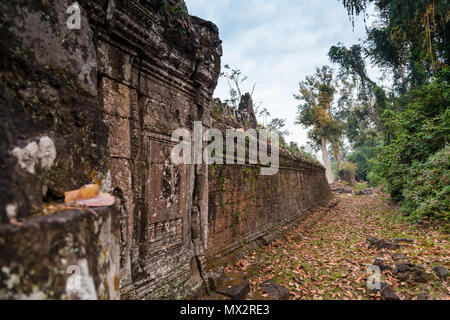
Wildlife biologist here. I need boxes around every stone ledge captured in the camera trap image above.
[0,206,120,300]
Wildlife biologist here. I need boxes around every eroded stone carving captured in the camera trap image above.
[0,0,331,300]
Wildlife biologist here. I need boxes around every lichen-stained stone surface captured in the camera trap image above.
[2,0,98,96]
[206,99,333,270]
[88,0,223,299]
[207,162,332,268]
[0,0,109,223]
[0,207,120,300]
[0,0,331,300]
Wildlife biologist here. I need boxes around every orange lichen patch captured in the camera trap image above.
[64,184,100,203]
[76,193,115,207]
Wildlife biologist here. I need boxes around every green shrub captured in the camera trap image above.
[347,138,382,181]
[375,76,450,202]
[373,73,449,227]
[367,170,385,188]
[401,146,450,228]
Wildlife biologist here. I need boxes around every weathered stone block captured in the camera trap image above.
[101,77,133,119]
[104,115,131,159]
[3,0,98,96]
[216,272,250,300]
[97,40,137,87]
[258,280,290,300]
[111,158,134,221]
[0,207,120,300]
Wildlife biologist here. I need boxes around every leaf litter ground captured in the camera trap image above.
[227,193,449,300]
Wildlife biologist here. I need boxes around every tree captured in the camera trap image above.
[220,64,256,108]
[267,117,290,139]
[295,66,344,183]
[254,102,271,126]
[220,64,290,140]
[337,0,449,89]
[331,0,449,145]
[332,0,450,226]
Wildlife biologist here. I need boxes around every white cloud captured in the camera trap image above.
[187,0,369,151]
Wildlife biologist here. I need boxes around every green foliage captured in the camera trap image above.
[267,118,290,138]
[338,0,450,88]
[367,170,385,187]
[159,1,189,34]
[220,64,255,108]
[373,75,449,223]
[254,103,271,125]
[332,0,449,227]
[295,66,344,149]
[347,137,382,180]
[401,146,449,228]
[220,64,286,134]
[283,141,319,163]
[242,166,251,175]
[354,182,369,192]
[331,0,449,150]
[329,44,375,97]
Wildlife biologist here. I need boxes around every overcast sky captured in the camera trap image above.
[187,0,373,150]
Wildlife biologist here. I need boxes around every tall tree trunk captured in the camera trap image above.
[331,140,342,172]
[398,57,409,92]
[321,137,334,184]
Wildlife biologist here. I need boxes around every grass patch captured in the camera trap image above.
[354,183,369,192]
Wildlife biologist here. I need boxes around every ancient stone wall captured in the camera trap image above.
[207,163,331,266]
[0,0,331,300]
[0,0,221,299]
[90,0,222,299]
[206,101,332,269]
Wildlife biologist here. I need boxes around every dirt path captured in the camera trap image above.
[227,193,450,300]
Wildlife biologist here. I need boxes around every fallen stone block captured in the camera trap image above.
[378,240,401,250]
[433,266,448,280]
[259,280,290,300]
[391,253,409,262]
[373,258,394,272]
[216,272,250,300]
[206,267,225,291]
[355,189,373,196]
[395,262,415,273]
[259,235,274,246]
[367,237,401,250]
[396,272,410,282]
[380,283,400,300]
[412,268,431,283]
[331,188,353,195]
[391,238,414,244]
[394,263,431,283]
